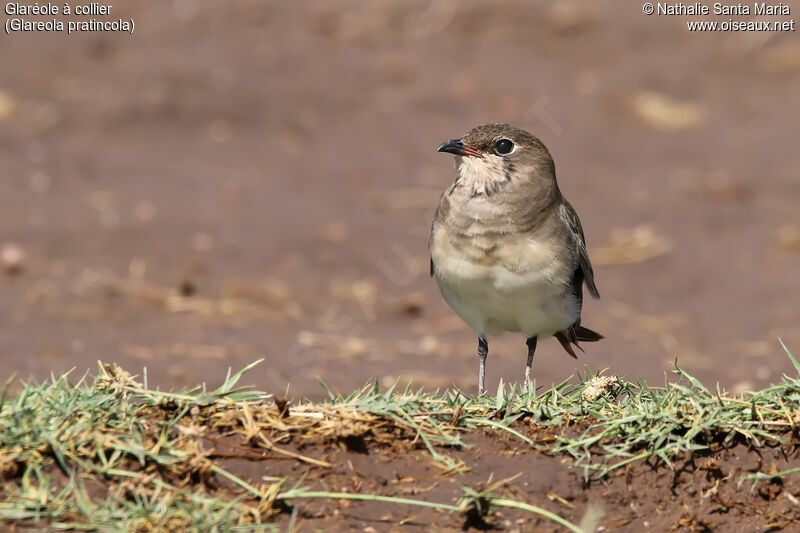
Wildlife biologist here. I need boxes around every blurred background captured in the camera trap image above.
[1,1,799,398]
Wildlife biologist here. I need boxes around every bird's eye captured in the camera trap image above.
[494,138,514,156]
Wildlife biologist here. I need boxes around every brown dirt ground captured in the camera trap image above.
[2,1,800,531]
[5,396,800,532]
[239,429,800,532]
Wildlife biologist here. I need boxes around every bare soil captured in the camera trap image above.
[250,430,800,532]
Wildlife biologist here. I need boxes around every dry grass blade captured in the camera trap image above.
[257,432,332,468]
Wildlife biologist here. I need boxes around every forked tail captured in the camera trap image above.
[554,325,603,358]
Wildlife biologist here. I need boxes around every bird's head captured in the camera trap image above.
[437,123,558,198]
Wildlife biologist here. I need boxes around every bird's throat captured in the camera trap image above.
[454,156,511,197]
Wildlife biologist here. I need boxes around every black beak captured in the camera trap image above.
[437,139,483,158]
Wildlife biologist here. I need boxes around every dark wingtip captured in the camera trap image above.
[575,326,603,342]
[587,283,600,299]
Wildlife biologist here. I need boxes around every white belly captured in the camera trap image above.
[432,235,577,337]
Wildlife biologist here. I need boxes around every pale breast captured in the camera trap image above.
[431,223,577,336]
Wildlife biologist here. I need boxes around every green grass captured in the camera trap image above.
[0,342,798,531]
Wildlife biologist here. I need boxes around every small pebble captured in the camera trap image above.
[1,243,26,275]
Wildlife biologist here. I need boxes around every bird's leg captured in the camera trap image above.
[523,336,538,391]
[477,333,488,395]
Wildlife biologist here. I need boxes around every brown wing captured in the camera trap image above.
[554,201,602,357]
[560,200,599,299]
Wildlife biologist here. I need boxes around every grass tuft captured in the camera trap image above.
[1,345,799,529]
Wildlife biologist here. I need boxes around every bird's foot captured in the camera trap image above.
[522,371,532,392]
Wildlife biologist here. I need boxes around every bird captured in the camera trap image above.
[429,123,602,395]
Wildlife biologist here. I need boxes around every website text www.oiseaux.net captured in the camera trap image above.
[643,3,796,32]
[687,18,794,31]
